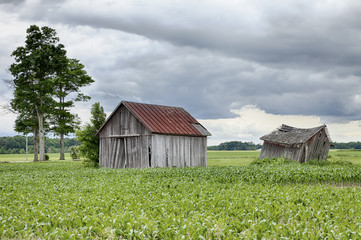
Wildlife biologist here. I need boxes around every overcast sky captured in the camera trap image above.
[1,0,361,145]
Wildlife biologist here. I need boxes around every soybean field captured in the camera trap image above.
[1,150,361,238]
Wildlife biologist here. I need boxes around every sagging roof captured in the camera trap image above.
[260,124,328,145]
[98,101,211,137]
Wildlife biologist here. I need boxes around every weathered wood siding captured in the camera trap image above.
[259,142,301,161]
[259,128,330,163]
[99,105,151,168]
[304,128,330,162]
[151,134,207,167]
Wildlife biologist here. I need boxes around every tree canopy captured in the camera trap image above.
[51,58,94,160]
[76,102,106,167]
[9,25,94,161]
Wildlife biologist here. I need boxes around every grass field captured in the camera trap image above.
[1,150,361,238]
[3,149,361,165]
[0,153,71,162]
[208,149,361,166]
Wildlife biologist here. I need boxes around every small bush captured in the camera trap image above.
[250,157,295,166]
[306,159,353,166]
[69,146,79,160]
[45,154,49,161]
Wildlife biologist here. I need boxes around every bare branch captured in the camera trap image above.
[0,104,16,114]
[3,78,14,90]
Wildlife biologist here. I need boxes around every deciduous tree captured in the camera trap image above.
[10,25,67,161]
[51,58,94,160]
[76,102,106,167]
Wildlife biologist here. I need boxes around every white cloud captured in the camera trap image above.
[199,105,361,146]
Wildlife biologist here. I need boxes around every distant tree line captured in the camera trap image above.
[208,141,262,151]
[332,142,361,149]
[208,141,361,151]
[0,136,80,154]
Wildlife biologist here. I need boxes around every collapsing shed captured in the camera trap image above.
[259,124,332,163]
[97,101,211,169]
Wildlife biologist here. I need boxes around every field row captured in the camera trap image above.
[2,149,361,166]
[1,161,361,238]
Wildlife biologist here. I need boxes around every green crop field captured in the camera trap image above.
[0,153,71,162]
[208,149,361,166]
[1,150,361,239]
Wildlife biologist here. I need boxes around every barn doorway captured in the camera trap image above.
[148,146,152,167]
[110,136,140,168]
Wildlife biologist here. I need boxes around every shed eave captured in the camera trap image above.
[152,132,209,137]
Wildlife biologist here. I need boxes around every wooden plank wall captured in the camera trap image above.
[259,142,300,161]
[151,134,207,168]
[99,105,151,168]
[305,128,330,162]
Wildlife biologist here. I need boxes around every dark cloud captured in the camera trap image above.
[0,0,25,5]
[43,2,361,73]
[3,0,361,123]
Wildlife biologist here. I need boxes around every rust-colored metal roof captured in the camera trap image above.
[98,101,211,136]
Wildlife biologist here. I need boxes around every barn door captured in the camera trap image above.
[124,137,141,168]
[110,138,125,168]
[110,136,140,168]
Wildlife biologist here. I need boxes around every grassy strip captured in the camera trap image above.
[1,149,361,166]
[0,153,71,162]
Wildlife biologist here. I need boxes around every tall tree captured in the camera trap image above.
[76,102,106,167]
[51,58,94,160]
[10,25,66,161]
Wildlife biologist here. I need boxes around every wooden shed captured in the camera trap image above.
[259,124,332,163]
[97,101,211,168]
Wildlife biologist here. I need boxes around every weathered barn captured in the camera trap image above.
[259,124,332,163]
[97,101,211,168]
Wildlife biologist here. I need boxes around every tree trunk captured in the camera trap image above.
[26,134,28,161]
[38,112,45,161]
[33,128,39,162]
[59,133,65,160]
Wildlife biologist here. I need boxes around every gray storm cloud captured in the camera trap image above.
[1,0,361,122]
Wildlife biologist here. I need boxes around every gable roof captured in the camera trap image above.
[97,101,211,137]
[260,124,328,145]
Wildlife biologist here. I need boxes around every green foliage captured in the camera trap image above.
[9,25,68,161]
[44,154,49,161]
[50,58,94,159]
[251,157,354,168]
[1,161,361,239]
[250,157,296,166]
[306,159,353,166]
[76,102,106,167]
[9,25,94,161]
[69,146,79,160]
[332,141,361,149]
[0,153,70,162]
[90,102,107,130]
[0,136,80,154]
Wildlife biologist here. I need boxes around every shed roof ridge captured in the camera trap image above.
[260,124,327,145]
[122,100,207,136]
[97,100,210,136]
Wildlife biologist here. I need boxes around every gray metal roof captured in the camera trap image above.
[260,124,327,145]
